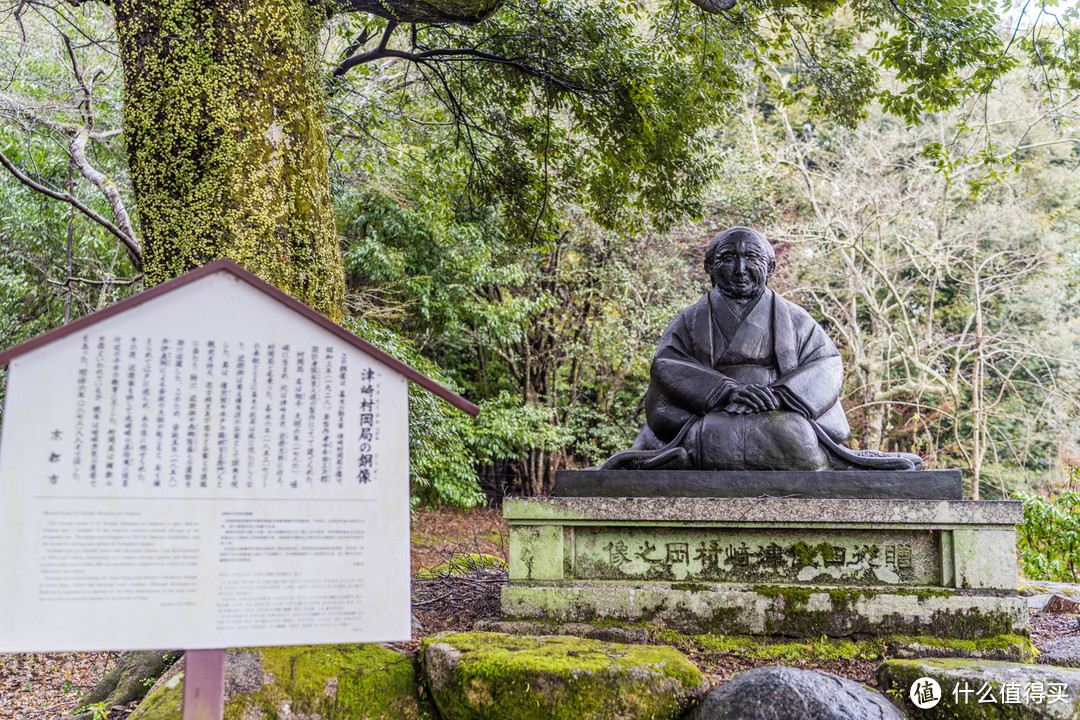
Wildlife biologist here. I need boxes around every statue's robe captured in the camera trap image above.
[633,288,850,470]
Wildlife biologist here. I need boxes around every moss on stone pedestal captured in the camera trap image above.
[114,0,344,319]
[129,645,430,720]
[654,627,1033,663]
[421,631,707,720]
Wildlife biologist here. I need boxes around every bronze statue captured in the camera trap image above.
[603,226,922,472]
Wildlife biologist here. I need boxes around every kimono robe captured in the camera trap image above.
[634,288,850,470]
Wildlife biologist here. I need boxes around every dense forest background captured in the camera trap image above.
[2,0,1080,506]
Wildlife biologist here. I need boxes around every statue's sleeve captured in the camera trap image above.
[772,316,843,420]
[650,307,737,414]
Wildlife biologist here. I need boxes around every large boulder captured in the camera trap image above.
[683,665,905,720]
[421,631,708,720]
[879,657,1080,719]
[129,644,429,720]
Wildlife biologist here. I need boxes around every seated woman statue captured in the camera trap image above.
[603,226,922,472]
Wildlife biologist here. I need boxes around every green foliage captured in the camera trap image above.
[339,173,701,493]
[1015,480,1080,583]
[345,315,485,508]
[871,0,1017,121]
[414,552,507,578]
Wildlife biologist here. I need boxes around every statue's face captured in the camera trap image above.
[709,235,775,299]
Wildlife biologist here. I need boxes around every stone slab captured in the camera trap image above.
[501,583,1029,638]
[556,469,963,500]
[1019,582,1080,600]
[879,658,1080,719]
[1042,638,1080,668]
[504,497,1023,526]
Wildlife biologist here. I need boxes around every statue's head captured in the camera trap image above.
[704,226,776,300]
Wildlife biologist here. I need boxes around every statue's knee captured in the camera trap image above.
[762,413,827,470]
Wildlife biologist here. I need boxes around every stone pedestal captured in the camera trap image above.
[502,496,1028,638]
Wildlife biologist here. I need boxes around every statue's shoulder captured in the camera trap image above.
[667,292,711,326]
[772,291,819,328]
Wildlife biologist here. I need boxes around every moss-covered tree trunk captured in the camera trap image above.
[113,0,345,320]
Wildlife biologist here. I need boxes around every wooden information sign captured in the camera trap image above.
[0,260,476,663]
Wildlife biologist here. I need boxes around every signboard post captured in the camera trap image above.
[0,260,478,717]
[183,649,225,720]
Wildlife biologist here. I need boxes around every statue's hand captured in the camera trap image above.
[724,384,779,414]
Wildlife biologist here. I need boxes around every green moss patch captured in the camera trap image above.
[421,631,706,720]
[884,634,1036,662]
[655,628,887,663]
[130,645,430,720]
[652,627,1034,665]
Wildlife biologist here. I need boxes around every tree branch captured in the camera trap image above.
[328,0,502,25]
[0,146,142,268]
[70,131,139,248]
[334,44,586,92]
[0,91,120,142]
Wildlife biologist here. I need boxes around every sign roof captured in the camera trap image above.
[0,259,478,416]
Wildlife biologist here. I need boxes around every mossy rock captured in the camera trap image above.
[655,628,887,662]
[884,634,1036,662]
[415,553,507,579]
[1018,581,1080,600]
[878,657,1080,719]
[129,644,431,720]
[421,631,708,720]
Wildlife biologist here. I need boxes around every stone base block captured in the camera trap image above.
[501,583,1028,638]
[502,496,1027,640]
[556,469,963,500]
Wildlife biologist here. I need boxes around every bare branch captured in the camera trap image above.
[332,38,587,93]
[47,274,142,287]
[0,91,120,142]
[0,146,142,268]
[70,131,138,246]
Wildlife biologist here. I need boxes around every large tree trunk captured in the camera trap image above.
[113,0,345,320]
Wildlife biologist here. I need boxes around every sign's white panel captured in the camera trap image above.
[0,272,411,650]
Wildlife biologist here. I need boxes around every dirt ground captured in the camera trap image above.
[3,506,1077,719]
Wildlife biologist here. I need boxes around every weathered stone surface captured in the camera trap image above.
[879,658,1080,719]
[1029,594,1056,611]
[556,469,963,500]
[1042,638,1080,668]
[502,584,1029,638]
[1019,582,1080,599]
[130,644,429,720]
[887,635,1035,662]
[684,665,905,720]
[421,631,707,720]
[473,619,651,644]
[568,526,944,586]
[504,497,1023,525]
[505,497,1026,638]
